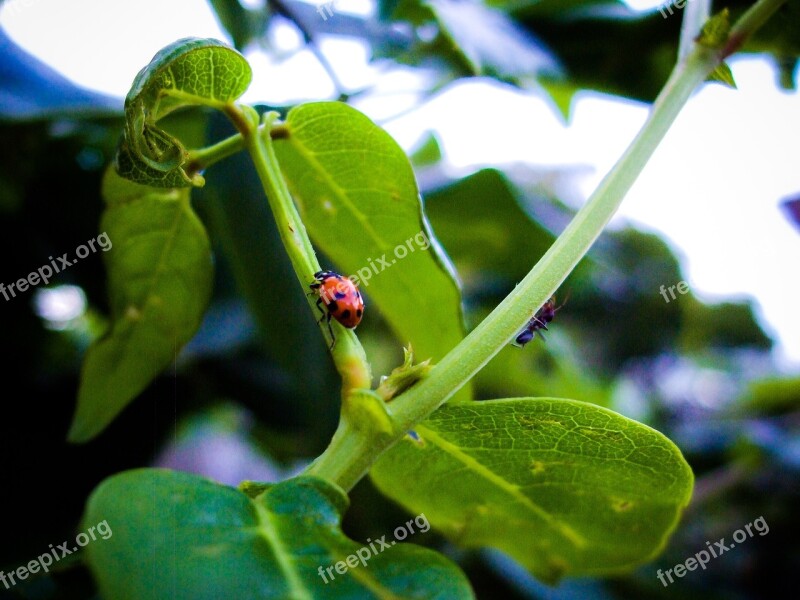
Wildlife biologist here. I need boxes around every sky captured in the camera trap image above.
[2,0,799,368]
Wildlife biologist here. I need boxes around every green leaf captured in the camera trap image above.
[706,62,737,88]
[117,37,252,187]
[207,0,261,50]
[272,102,467,375]
[408,131,443,167]
[737,375,800,415]
[476,341,612,408]
[375,345,433,401]
[69,169,213,442]
[423,0,559,85]
[424,169,558,285]
[82,470,475,600]
[697,8,732,49]
[370,398,694,583]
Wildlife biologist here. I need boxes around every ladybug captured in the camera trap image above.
[513,295,566,348]
[309,270,364,348]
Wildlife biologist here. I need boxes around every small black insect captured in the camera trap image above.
[513,295,566,347]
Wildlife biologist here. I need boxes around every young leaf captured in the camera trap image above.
[117,38,252,187]
[370,398,694,583]
[82,470,475,600]
[69,169,213,442]
[272,102,466,371]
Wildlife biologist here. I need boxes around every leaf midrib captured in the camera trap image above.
[252,502,313,600]
[415,423,587,548]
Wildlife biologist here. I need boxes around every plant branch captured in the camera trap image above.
[306,0,787,491]
[225,104,372,393]
[186,131,247,176]
[724,0,786,58]
[679,0,711,60]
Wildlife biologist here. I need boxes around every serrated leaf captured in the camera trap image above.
[68,169,212,442]
[272,102,467,385]
[117,37,252,187]
[82,470,474,600]
[371,398,694,583]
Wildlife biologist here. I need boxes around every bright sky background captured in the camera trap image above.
[3,0,799,368]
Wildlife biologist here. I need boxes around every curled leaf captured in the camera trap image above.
[116,38,252,187]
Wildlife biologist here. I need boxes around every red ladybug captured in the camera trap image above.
[513,295,566,347]
[309,270,364,347]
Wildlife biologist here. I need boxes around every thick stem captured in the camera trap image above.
[679,0,711,60]
[307,0,786,491]
[226,105,372,393]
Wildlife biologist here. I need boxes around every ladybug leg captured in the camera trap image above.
[314,296,326,318]
[325,313,336,350]
[314,297,336,349]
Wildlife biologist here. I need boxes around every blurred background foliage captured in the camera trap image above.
[1,0,798,598]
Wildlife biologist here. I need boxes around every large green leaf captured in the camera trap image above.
[272,102,466,372]
[117,37,252,187]
[424,168,557,286]
[82,470,474,600]
[69,169,213,442]
[371,398,694,583]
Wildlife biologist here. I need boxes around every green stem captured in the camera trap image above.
[225,104,372,393]
[307,0,786,491]
[185,124,292,179]
[679,0,711,60]
[724,0,786,58]
[186,130,247,175]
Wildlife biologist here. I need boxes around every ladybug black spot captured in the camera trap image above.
[356,309,362,317]
[341,309,351,320]
[328,300,338,312]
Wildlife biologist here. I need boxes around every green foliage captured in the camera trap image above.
[117,38,251,187]
[83,470,474,599]
[3,0,794,595]
[371,398,693,583]
[423,168,558,285]
[272,102,466,368]
[69,169,213,442]
[737,375,800,414]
